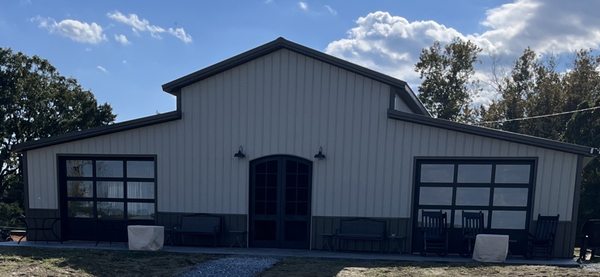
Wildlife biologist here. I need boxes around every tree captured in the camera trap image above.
[481,48,537,133]
[563,50,600,112]
[565,100,600,229]
[0,48,116,206]
[415,38,481,121]
[501,48,536,132]
[479,48,600,235]
[522,58,566,140]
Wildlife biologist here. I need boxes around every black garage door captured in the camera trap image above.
[412,159,535,255]
[59,156,156,241]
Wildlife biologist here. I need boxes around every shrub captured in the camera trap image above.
[0,202,24,227]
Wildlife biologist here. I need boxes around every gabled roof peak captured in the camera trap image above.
[161,37,430,116]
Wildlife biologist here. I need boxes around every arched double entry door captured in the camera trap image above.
[249,155,312,249]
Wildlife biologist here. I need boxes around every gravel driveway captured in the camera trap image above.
[180,256,279,277]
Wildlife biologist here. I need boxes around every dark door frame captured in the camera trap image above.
[248,155,312,249]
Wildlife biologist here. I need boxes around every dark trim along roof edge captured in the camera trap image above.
[162,37,431,116]
[11,111,182,152]
[387,109,595,156]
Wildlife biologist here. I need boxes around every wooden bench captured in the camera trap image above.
[334,218,386,252]
[173,214,222,246]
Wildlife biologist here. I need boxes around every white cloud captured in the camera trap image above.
[168,27,192,44]
[107,11,192,43]
[106,11,164,38]
[324,5,337,15]
[476,0,600,55]
[96,65,108,73]
[326,0,600,106]
[114,34,130,45]
[298,2,308,11]
[33,16,106,44]
[326,11,463,83]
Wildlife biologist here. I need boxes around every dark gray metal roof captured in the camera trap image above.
[11,111,181,152]
[162,37,431,116]
[387,109,595,156]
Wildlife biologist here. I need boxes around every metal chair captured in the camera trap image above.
[421,211,448,256]
[579,219,600,262]
[527,214,559,259]
[19,216,61,243]
[461,211,484,256]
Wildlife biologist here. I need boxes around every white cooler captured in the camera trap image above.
[127,225,164,251]
[472,234,509,263]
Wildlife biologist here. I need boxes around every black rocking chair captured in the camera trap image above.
[579,219,600,262]
[461,211,484,256]
[527,214,559,259]
[421,211,448,256]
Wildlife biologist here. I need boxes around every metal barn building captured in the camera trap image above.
[12,38,596,257]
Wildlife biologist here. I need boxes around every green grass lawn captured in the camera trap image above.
[1,246,598,277]
[0,246,212,276]
[261,258,598,277]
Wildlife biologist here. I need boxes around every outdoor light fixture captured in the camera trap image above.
[314,146,326,160]
[234,146,246,159]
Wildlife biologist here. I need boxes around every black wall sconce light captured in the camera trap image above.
[314,146,326,160]
[234,145,246,159]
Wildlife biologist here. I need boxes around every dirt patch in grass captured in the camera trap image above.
[0,246,212,276]
[262,258,598,277]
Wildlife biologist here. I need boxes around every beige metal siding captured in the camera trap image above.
[26,49,580,221]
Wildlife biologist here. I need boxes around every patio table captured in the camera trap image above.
[472,234,509,263]
[127,225,164,251]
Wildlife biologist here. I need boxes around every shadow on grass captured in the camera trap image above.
[260,258,589,277]
[0,246,212,276]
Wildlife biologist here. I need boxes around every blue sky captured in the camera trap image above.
[2,0,599,121]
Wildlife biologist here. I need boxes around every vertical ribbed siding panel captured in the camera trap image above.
[229,66,240,214]
[302,55,312,156]
[354,74,366,216]
[240,61,250,214]
[199,78,209,213]
[273,51,284,155]
[46,149,54,207]
[367,79,380,216]
[337,68,349,216]
[190,82,199,212]
[383,86,395,217]
[375,83,388,217]
[213,72,224,213]
[205,77,215,212]
[264,52,275,155]
[310,55,324,215]
[324,65,339,216]
[288,53,299,156]
[401,121,413,216]
[183,90,193,212]
[24,48,580,224]
[292,56,310,154]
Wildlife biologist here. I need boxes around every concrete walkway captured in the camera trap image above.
[0,241,579,267]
